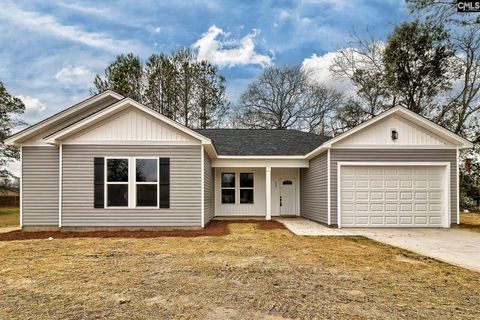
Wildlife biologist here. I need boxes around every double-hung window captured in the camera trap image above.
[103,157,160,208]
[220,172,254,204]
[239,173,254,204]
[106,158,129,207]
[221,173,236,204]
[135,158,158,207]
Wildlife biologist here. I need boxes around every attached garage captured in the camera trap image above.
[338,163,449,228]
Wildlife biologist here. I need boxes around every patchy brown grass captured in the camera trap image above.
[458,213,480,233]
[0,219,285,241]
[0,221,479,319]
[0,208,19,228]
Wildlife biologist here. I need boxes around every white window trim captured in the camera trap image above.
[133,157,160,209]
[104,157,160,209]
[221,172,236,204]
[105,157,130,209]
[220,171,255,205]
[239,172,254,204]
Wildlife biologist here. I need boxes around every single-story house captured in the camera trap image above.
[5,90,472,230]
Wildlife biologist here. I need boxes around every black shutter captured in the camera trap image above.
[159,158,170,208]
[94,157,105,208]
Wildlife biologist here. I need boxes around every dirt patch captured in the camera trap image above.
[458,213,480,233]
[0,222,479,319]
[0,219,285,241]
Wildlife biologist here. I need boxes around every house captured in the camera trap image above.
[5,91,472,230]
[0,189,20,207]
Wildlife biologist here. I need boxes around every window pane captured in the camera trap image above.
[136,159,157,182]
[221,173,235,188]
[221,189,235,204]
[107,159,129,182]
[137,184,158,207]
[240,173,254,188]
[240,189,254,204]
[107,184,128,207]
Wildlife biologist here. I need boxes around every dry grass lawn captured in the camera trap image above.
[0,208,19,228]
[459,213,480,233]
[1,221,479,319]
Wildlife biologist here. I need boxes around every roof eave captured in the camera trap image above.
[5,90,124,146]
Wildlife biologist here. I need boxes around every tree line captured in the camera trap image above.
[93,49,228,129]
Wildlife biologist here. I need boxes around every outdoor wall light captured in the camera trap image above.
[391,129,398,140]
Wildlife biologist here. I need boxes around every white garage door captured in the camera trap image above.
[340,166,446,227]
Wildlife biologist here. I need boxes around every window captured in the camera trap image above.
[220,172,255,204]
[240,173,254,204]
[221,173,235,204]
[136,159,158,207]
[106,158,129,207]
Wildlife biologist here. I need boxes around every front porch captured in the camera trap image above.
[212,162,306,219]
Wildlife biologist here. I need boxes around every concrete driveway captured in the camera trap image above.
[278,218,480,272]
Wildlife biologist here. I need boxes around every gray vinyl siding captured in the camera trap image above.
[204,151,215,224]
[300,151,328,224]
[62,145,202,227]
[330,149,458,226]
[22,146,59,226]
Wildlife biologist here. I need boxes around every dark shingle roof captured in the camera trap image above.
[194,129,330,156]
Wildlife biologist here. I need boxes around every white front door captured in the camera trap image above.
[280,179,296,215]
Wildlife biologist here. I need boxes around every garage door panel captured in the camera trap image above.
[385,192,398,200]
[415,192,428,200]
[415,216,428,224]
[429,216,442,224]
[400,191,413,200]
[355,181,369,188]
[340,165,445,227]
[370,216,384,225]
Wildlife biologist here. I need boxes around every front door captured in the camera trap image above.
[280,179,296,215]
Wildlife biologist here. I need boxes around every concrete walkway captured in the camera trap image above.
[277,217,480,272]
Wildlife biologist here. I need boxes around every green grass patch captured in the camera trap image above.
[0,208,19,215]
[0,208,19,227]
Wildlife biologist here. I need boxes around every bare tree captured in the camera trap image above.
[298,83,343,134]
[406,0,480,25]
[235,66,310,129]
[437,25,480,134]
[330,29,392,116]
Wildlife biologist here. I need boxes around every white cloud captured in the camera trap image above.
[301,51,355,94]
[16,95,47,120]
[192,25,273,68]
[0,1,144,53]
[55,65,95,88]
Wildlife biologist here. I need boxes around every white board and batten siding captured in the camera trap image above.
[62,145,202,227]
[22,146,59,226]
[215,167,266,216]
[334,114,449,147]
[65,108,199,144]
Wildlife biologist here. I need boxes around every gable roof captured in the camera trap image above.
[306,106,473,159]
[5,90,123,146]
[195,129,330,156]
[44,98,213,145]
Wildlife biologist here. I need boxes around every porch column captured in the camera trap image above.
[266,166,271,220]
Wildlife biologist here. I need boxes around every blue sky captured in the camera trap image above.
[0,0,409,125]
